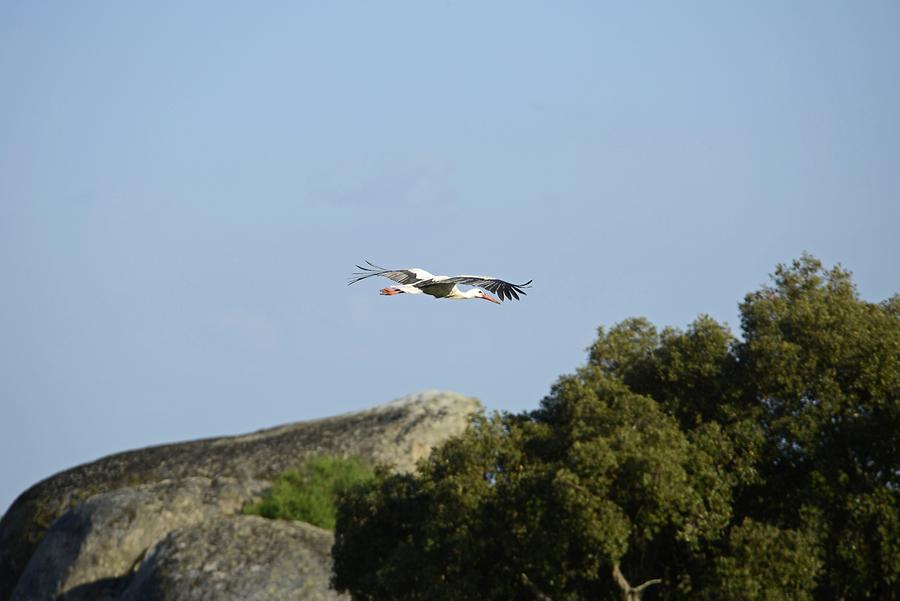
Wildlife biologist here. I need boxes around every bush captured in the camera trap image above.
[244,455,375,530]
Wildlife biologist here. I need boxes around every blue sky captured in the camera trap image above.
[2,2,898,513]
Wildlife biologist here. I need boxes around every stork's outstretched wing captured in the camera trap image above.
[440,275,533,301]
[347,261,435,286]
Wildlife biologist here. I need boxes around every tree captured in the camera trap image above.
[736,255,900,599]
[334,395,722,600]
[332,255,898,600]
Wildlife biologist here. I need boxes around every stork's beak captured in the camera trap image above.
[482,293,501,304]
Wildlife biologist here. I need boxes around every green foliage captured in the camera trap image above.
[737,254,900,599]
[332,254,899,600]
[710,518,822,601]
[244,455,374,530]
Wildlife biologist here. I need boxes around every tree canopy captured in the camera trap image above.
[332,255,899,600]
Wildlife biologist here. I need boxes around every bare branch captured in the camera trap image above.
[612,562,631,592]
[612,563,662,601]
[634,578,663,593]
[520,573,555,601]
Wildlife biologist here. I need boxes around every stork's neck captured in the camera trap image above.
[457,288,483,300]
[445,285,477,300]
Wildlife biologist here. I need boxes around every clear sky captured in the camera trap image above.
[2,2,898,513]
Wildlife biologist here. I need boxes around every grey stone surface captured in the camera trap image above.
[12,478,266,601]
[118,516,346,601]
[0,391,481,600]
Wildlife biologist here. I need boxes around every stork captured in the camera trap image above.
[348,261,532,304]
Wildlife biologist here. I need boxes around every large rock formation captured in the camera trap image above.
[12,478,267,601]
[0,391,481,601]
[118,516,341,601]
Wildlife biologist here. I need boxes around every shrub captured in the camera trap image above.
[244,455,375,530]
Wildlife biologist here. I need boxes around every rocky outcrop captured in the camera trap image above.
[12,478,266,601]
[0,391,481,601]
[118,516,344,601]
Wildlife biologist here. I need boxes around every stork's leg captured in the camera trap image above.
[380,287,404,296]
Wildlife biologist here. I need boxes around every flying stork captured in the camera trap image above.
[348,261,532,304]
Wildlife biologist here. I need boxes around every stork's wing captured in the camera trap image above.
[440,275,533,301]
[348,261,435,286]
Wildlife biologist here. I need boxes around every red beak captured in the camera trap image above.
[482,293,501,304]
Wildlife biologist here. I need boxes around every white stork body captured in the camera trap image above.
[348,262,532,304]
